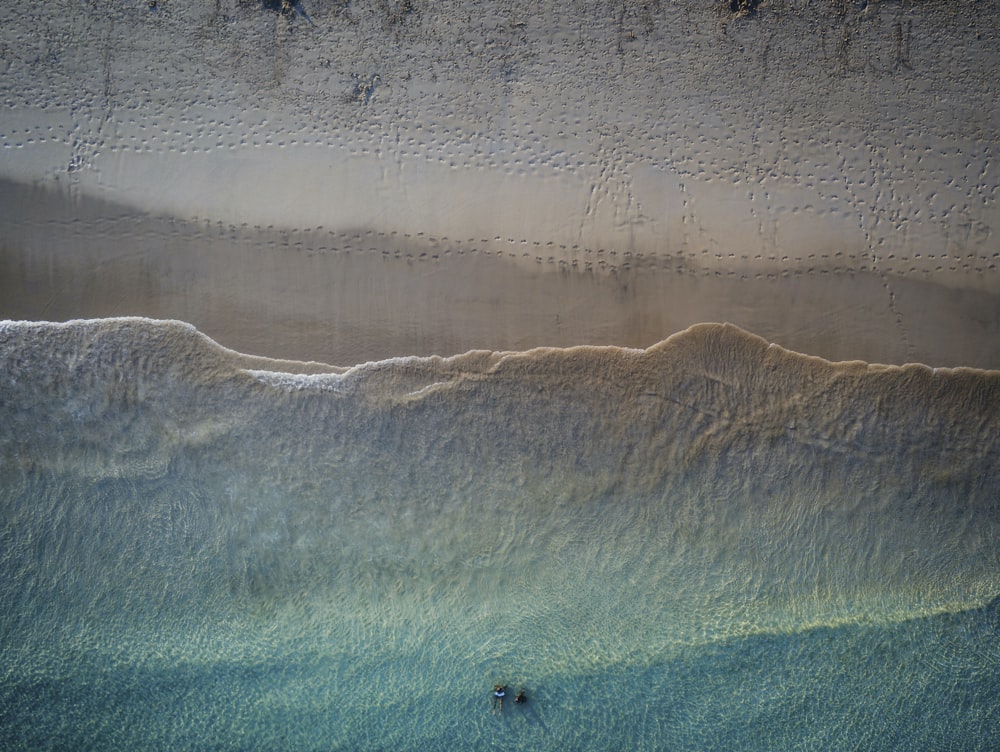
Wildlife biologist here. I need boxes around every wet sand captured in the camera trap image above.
[2,178,998,368]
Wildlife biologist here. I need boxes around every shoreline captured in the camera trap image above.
[2,178,999,369]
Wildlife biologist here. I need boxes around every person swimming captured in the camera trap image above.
[514,688,527,704]
[492,684,506,715]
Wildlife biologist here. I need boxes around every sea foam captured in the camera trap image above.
[2,318,998,749]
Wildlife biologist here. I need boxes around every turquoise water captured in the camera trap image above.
[2,318,998,750]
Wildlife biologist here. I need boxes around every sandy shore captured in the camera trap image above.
[3,178,998,368]
[1,0,997,366]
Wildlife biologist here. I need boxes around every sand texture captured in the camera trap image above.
[1,0,998,365]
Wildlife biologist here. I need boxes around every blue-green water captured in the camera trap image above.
[2,319,999,750]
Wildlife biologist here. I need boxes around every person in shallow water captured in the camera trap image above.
[492,684,506,714]
[514,688,527,705]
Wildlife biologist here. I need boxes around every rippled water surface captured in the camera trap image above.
[2,319,998,749]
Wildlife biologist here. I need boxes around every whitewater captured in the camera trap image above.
[1,318,997,749]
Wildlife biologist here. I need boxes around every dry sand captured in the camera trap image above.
[1,0,997,366]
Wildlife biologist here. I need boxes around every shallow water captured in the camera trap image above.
[1,318,998,749]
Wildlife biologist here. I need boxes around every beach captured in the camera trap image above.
[2,0,998,366]
[1,1,999,749]
[3,176,998,367]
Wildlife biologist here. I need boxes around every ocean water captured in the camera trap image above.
[1,318,998,750]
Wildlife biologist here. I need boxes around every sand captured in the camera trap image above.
[1,0,998,366]
[3,178,998,367]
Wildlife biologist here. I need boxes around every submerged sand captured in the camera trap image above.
[0,0,997,365]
